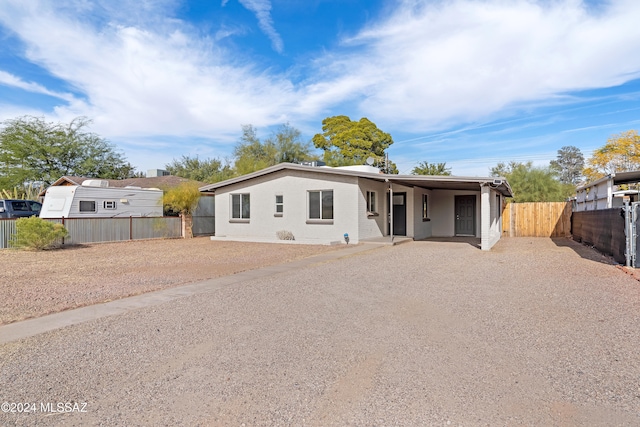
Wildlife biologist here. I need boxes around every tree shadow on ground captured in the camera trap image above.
[552,237,619,266]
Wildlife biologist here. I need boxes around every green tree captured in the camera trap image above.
[233,123,316,175]
[412,161,451,176]
[269,123,315,164]
[0,116,135,188]
[163,182,201,238]
[550,145,584,185]
[1,182,45,200]
[312,116,394,169]
[166,155,234,183]
[583,130,640,182]
[491,161,572,202]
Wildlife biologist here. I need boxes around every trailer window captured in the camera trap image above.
[103,201,117,209]
[79,201,96,212]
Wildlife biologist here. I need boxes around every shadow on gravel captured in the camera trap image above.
[417,237,481,249]
[552,237,619,266]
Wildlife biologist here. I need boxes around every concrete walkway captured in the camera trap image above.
[0,243,383,344]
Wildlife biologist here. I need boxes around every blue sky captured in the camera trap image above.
[1,0,640,177]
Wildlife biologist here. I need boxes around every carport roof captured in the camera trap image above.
[576,170,640,191]
[199,163,514,197]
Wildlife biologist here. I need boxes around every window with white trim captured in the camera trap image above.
[275,194,283,216]
[231,193,250,219]
[366,191,377,213]
[308,190,333,220]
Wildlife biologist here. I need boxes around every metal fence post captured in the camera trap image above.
[624,199,633,267]
[633,202,639,268]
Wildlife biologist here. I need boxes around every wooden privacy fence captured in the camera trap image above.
[503,202,572,237]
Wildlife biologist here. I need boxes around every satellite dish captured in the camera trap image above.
[366,157,374,165]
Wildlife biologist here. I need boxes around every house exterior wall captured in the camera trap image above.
[357,178,387,240]
[490,190,503,247]
[429,190,481,237]
[210,166,506,248]
[481,185,503,250]
[214,169,363,244]
[412,187,433,240]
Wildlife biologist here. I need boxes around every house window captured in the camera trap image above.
[366,191,377,213]
[422,194,429,220]
[104,201,117,209]
[308,190,333,220]
[275,194,283,216]
[231,193,250,220]
[79,200,96,212]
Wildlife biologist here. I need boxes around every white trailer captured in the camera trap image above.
[40,180,163,218]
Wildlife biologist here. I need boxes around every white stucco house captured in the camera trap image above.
[199,163,513,250]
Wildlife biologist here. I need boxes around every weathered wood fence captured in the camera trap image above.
[503,202,572,237]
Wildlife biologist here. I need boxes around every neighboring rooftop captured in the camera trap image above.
[576,171,640,191]
[50,175,204,188]
[40,175,206,197]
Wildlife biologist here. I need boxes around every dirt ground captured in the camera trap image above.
[3,238,640,426]
[0,237,342,325]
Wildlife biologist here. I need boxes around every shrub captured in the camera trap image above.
[9,217,68,250]
[163,182,201,239]
[276,230,295,240]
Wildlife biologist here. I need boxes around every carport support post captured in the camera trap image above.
[387,180,394,243]
[480,184,490,251]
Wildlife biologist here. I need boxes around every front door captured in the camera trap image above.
[392,192,407,236]
[455,195,476,236]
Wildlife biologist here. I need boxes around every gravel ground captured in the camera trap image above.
[2,237,640,426]
[0,237,342,325]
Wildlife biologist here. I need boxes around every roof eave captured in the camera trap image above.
[200,163,514,197]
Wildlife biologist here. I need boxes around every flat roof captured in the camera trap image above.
[199,163,513,197]
[576,171,640,191]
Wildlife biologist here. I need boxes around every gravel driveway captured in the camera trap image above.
[0,238,341,325]
[2,237,640,426]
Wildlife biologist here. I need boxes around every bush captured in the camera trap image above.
[9,217,68,250]
[276,230,295,240]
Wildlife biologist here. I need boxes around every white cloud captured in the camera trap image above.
[0,0,297,143]
[224,0,284,53]
[316,0,640,132]
[1,0,640,173]
[0,71,77,102]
